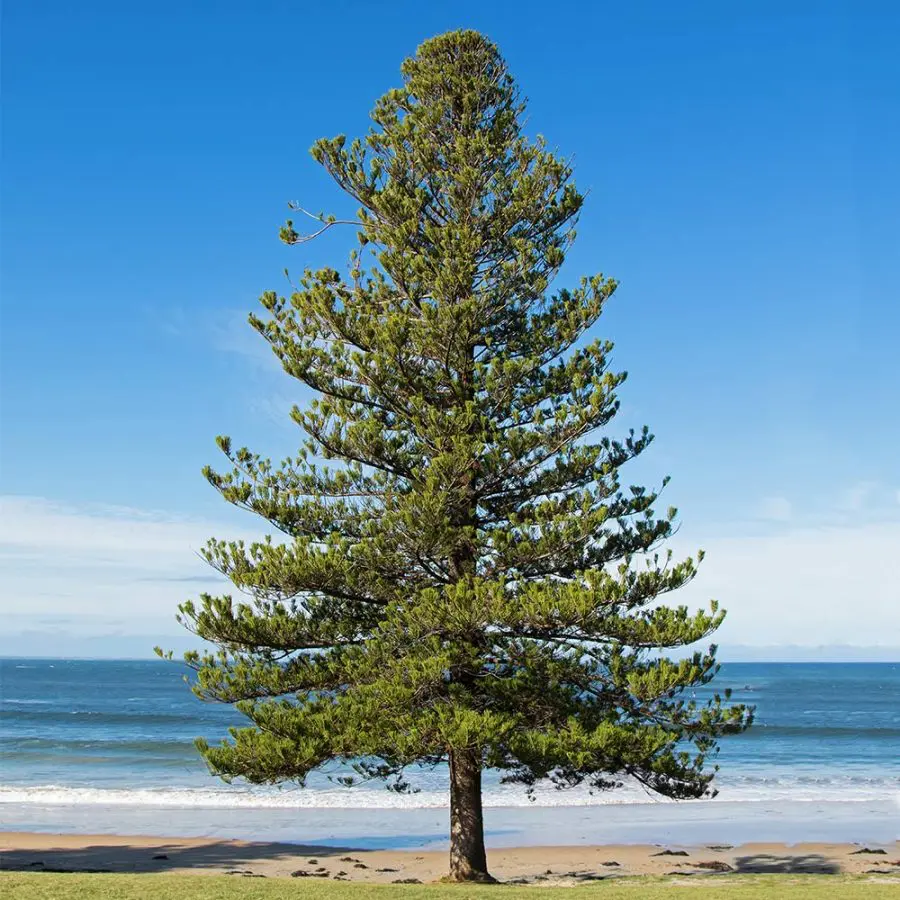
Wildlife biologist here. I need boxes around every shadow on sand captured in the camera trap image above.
[0,839,363,875]
[733,853,841,874]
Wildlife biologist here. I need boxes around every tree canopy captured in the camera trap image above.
[162,29,752,882]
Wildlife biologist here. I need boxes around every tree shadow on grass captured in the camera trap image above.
[733,853,840,874]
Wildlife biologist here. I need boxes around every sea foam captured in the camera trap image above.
[0,776,893,810]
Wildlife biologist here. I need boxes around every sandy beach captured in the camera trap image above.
[2,833,898,885]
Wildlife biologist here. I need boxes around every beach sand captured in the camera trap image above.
[2,833,898,884]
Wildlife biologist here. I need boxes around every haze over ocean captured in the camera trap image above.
[1,658,897,846]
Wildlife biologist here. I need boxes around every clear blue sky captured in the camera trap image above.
[1,0,898,655]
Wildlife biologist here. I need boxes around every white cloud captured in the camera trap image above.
[0,496,266,621]
[1,491,898,654]
[248,392,307,431]
[211,309,282,372]
[837,480,880,512]
[670,518,900,648]
[755,496,792,522]
[0,496,224,557]
[161,305,280,373]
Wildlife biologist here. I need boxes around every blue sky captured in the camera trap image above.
[1,0,898,656]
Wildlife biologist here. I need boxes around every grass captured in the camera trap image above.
[2,872,897,899]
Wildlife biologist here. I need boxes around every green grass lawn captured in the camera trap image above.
[3,873,897,899]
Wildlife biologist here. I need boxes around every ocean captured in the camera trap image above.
[1,658,897,848]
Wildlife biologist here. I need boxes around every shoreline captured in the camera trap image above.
[3,797,895,849]
[2,833,898,884]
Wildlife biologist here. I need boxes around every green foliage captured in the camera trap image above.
[167,30,750,807]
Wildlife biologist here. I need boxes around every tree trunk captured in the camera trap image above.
[446,748,494,882]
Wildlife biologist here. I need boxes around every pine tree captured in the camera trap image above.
[162,30,751,882]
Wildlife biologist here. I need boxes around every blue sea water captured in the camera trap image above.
[1,659,898,847]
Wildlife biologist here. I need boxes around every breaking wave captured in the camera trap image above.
[1,774,896,810]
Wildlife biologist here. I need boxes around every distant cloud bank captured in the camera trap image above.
[1,487,898,658]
